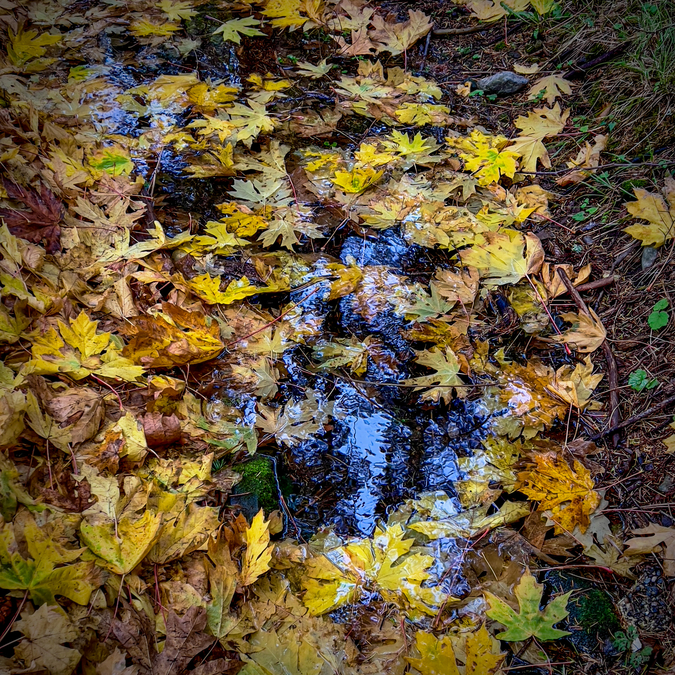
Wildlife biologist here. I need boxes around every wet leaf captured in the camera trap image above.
[303,524,447,616]
[0,512,96,605]
[485,568,571,641]
[213,16,265,43]
[122,303,223,368]
[0,179,63,252]
[407,347,467,404]
[240,509,274,586]
[460,230,544,285]
[516,454,601,534]
[447,130,520,186]
[406,625,504,675]
[80,509,163,575]
[556,135,607,186]
[527,75,572,105]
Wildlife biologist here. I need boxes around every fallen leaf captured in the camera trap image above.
[406,625,504,675]
[624,523,675,576]
[122,303,223,369]
[14,604,81,675]
[485,568,571,641]
[623,177,675,247]
[527,74,572,105]
[516,454,601,534]
[0,179,64,253]
[460,230,544,285]
[0,512,96,605]
[552,308,606,353]
[240,508,274,586]
[556,134,607,186]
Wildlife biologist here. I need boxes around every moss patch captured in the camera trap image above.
[232,455,280,515]
[546,570,621,654]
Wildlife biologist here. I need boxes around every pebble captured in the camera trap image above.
[474,71,529,96]
[641,245,659,270]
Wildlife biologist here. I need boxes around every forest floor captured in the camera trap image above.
[0,0,674,674]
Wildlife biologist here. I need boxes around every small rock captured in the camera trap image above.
[475,71,529,96]
[641,245,659,270]
[658,474,675,494]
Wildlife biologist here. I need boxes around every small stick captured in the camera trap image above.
[591,390,675,441]
[575,276,615,292]
[433,24,487,36]
[558,269,621,446]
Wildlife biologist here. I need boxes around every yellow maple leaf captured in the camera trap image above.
[303,524,446,616]
[509,104,569,172]
[229,100,277,144]
[406,347,467,404]
[240,509,274,586]
[25,312,144,382]
[14,604,81,675]
[527,74,572,105]
[6,27,61,68]
[122,302,223,369]
[80,509,163,575]
[394,102,451,126]
[556,134,607,186]
[546,356,603,409]
[158,0,198,21]
[623,177,675,247]
[189,274,264,305]
[213,16,265,42]
[0,513,96,606]
[460,230,544,285]
[370,9,433,55]
[332,166,383,193]
[516,454,601,534]
[129,18,181,37]
[406,625,504,675]
[447,130,520,186]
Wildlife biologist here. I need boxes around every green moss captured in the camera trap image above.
[573,589,622,635]
[233,456,279,513]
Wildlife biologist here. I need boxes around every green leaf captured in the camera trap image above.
[485,568,571,641]
[212,16,265,44]
[653,298,669,311]
[648,306,669,330]
[628,369,658,392]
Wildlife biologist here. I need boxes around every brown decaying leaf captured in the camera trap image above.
[0,179,64,252]
[142,412,181,447]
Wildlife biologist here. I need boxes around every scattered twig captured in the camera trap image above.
[575,276,615,292]
[558,269,621,446]
[433,24,487,36]
[519,159,675,175]
[591,389,675,441]
[564,43,630,79]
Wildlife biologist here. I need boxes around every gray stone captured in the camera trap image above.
[475,71,529,96]
[641,245,659,270]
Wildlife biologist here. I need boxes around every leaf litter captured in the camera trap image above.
[0,0,671,673]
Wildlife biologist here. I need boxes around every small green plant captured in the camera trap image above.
[571,197,599,222]
[613,627,654,668]
[628,369,658,392]
[648,298,669,330]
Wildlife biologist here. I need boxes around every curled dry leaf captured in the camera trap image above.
[556,134,607,186]
[552,308,607,353]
